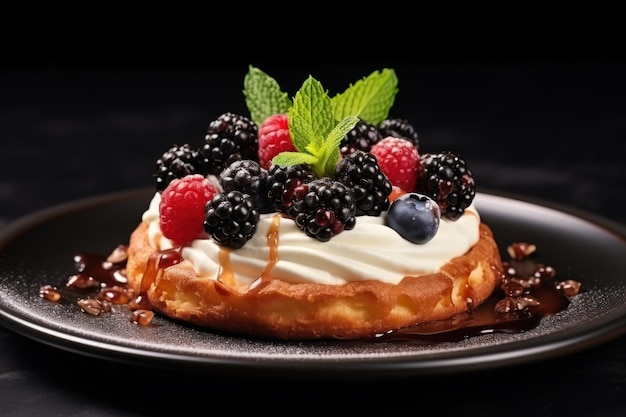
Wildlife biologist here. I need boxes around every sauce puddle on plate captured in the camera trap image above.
[40,242,582,343]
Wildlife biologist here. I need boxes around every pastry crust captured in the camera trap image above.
[126,222,503,340]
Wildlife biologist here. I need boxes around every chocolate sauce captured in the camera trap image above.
[140,248,182,294]
[46,241,581,341]
[374,243,579,344]
[43,245,154,319]
[66,251,128,292]
[374,284,570,344]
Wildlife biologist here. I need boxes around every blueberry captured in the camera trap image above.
[386,193,441,244]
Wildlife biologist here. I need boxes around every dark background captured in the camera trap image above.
[2,47,626,416]
[3,58,625,226]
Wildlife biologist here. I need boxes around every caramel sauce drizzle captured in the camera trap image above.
[56,227,580,344]
[462,274,477,309]
[216,248,235,286]
[140,248,181,294]
[247,214,281,293]
[124,215,580,344]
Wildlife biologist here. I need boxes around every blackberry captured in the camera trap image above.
[339,120,382,157]
[335,150,392,216]
[378,118,419,149]
[154,143,203,193]
[219,159,272,214]
[199,112,259,176]
[203,190,260,249]
[265,163,316,215]
[289,177,357,242]
[414,151,476,221]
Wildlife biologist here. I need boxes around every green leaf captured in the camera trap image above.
[290,75,334,149]
[272,151,319,167]
[243,65,292,126]
[264,68,394,177]
[278,76,355,178]
[329,115,360,148]
[331,68,398,125]
[317,115,358,176]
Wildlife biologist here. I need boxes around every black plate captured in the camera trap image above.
[1,188,626,379]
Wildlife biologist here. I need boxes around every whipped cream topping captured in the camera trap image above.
[141,192,481,286]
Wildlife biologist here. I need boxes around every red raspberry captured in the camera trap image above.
[258,114,296,169]
[159,174,218,246]
[370,137,419,191]
[388,185,408,203]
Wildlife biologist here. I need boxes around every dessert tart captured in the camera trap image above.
[124,66,504,340]
[126,217,501,340]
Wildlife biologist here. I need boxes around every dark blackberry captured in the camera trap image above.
[219,159,272,214]
[414,151,476,221]
[335,150,392,216]
[199,112,259,176]
[378,118,419,149]
[154,143,203,193]
[203,190,260,249]
[339,120,382,157]
[265,163,316,214]
[289,177,356,242]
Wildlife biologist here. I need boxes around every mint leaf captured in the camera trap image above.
[276,75,358,178]
[289,75,334,151]
[317,115,358,175]
[272,151,318,167]
[262,69,395,177]
[331,68,398,125]
[243,65,292,126]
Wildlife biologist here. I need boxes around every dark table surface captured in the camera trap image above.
[1,60,626,416]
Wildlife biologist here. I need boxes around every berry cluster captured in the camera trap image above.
[340,118,420,158]
[154,67,477,248]
[155,112,259,192]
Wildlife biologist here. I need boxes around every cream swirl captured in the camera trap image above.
[141,192,481,286]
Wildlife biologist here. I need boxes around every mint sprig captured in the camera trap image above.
[242,66,398,177]
[272,76,358,178]
[243,65,292,126]
[331,68,398,125]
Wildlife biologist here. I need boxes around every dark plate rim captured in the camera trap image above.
[1,187,626,379]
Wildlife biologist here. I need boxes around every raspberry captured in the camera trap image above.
[369,137,419,191]
[159,174,218,246]
[388,185,407,203]
[257,114,296,169]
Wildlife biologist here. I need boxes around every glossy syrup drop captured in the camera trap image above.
[374,285,570,343]
[374,242,579,344]
[66,251,128,291]
[47,241,581,339]
[247,214,281,293]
